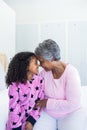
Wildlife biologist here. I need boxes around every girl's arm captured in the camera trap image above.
[8,83,22,129]
[26,77,45,126]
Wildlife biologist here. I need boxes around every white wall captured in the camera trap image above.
[15,21,87,86]
[3,0,87,85]
[3,0,87,24]
[0,0,16,66]
[16,24,39,52]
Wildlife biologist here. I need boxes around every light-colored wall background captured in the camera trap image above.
[3,0,87,24]
[0,0,16,66]
[1,0,87,86]
[15,21,87,86]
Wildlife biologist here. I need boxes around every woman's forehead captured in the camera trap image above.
[37,56,45,61]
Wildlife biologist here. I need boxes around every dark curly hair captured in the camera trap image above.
[6,52,36,87]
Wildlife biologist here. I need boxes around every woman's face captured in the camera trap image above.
[38,56,52,71]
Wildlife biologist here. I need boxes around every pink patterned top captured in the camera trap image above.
[6,74,44,130]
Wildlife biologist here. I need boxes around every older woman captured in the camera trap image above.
[33,39,82,130]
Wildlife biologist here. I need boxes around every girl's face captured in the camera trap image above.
[28,57,39,75]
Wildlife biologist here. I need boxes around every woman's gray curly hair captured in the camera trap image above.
[35,39,61,61]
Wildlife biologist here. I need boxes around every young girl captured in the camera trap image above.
[6,52,44,130]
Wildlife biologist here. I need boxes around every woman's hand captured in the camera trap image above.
[34,99,48,111]
[25,121,33,130]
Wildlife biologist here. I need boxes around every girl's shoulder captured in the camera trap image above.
[9,82,25,90]
[33,74,44,83]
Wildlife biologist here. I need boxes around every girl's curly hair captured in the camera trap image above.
[6,52,36,87]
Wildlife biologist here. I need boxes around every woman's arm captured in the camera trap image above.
[46,67,82,114]
[36,68,82,117]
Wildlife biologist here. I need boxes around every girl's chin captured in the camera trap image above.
[35,71,39,74]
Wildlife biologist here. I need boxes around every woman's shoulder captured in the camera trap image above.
[65,64,80,76]
[66,64,78,72]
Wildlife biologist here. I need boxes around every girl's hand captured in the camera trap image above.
[34,99,48,111]
[25,121,33,130]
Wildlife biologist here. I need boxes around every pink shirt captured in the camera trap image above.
[40,64,82,118]
[6,74,44,130]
